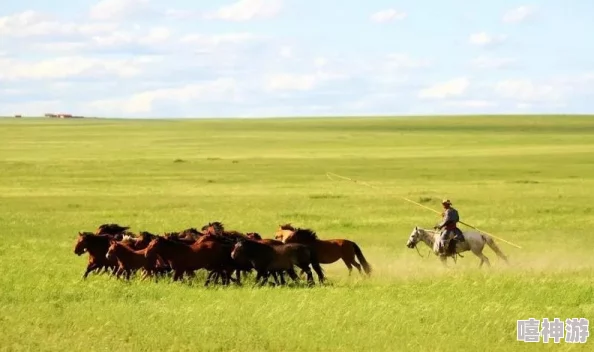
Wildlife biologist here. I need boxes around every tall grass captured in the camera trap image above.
[0,116,593,351]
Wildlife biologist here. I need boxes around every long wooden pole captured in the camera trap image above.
[325,172,523,249]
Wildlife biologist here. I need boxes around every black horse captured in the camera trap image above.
[230,238,325,287]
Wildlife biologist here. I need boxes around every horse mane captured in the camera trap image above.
[286,228,318,242]
[95,223,130,235]
[179,228,202,238]
[78,232,113,245]
[279,223,296,231]
[246,232,262,240]
[121,234,136,243]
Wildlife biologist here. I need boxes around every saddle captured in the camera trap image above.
[443,230,464,258]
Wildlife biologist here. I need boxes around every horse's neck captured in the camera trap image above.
[86,238,109,254]
[420,230,436,246]
[114,243,135,256]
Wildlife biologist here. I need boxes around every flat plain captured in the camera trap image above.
[0,115,593,351]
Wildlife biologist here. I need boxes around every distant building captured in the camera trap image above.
[44,113,83,118]
[15,114,22,118]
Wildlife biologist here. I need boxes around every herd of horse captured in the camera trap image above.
[73,222,372,287]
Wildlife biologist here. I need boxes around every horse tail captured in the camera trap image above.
[481,234,509,263]
[353,242,372,275]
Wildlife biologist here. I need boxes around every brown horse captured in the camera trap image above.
[106,240,156,280]
[73,232,118,279]
[275,224,372,276]
[178,228,204,239]
[95,224,131,240]
[201,221,248,240]
[164,232,196,245]
[246,232,284,246]
[230,238,325,287]
[144,236,235,285]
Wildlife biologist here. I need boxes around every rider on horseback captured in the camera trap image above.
[434,199,464,256]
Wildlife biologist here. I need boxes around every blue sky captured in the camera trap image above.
[1,0,593,118]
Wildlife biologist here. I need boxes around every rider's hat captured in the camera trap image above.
[442,199,452,205]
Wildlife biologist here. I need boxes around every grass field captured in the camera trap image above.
[1,115,593,351]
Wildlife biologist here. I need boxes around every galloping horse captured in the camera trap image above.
[230,238,325,287]
[275,224,372,276]
[405,226,509,267]
[73,232,118,278]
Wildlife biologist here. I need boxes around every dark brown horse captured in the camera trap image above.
[246,232,284,246]
[202,221,248,241]
[121,231,158,250]
[95,224,131,239]
[245,232,288,284]
[164,232,196,245]
[178,228,204,239]
[73,232,118,279]
[275,224,372,276]
[144,236,235,285]
[195,233,257,285]
[106,240,157,280]
[230,238,325,286]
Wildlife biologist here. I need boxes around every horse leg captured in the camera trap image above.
[172,270,184,282]
[298,265,315,286]
[271,272,280,285]
[286,268,299,284]
[258,271,270,287]
[82,263,100,279]
[343,259,353,276]
[311,262,325,284]
[439,255,447,267]
[100,265,110,275]
[479,254,491,268]
[350,260,363,275]
[471,247,491,268]
[204,271,216,286]
[279,271,287,285]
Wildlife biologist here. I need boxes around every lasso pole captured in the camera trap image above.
[325,172,523,249]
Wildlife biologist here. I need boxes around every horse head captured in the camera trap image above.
[145,236,166,259]
[406,226,422,249]
[230,239,246,260]
[105,239,119,260]
[274,224,294,242]
[246,232,262,240]
[73,232,89,255]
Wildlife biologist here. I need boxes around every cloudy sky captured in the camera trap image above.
[1,0,593,118]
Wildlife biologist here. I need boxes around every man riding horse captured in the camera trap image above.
[434,199,464,256]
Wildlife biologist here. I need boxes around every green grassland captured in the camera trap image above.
[0,115,593,351]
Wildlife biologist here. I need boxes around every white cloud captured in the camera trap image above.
[385,54,431,69]
[180,32,259,46]
[314,57,327,67]
[0,10,117,38]
[205,0,282,21]
[87,78,240,115]
[468,32,506,46]
[266,70,346,92]
[503,6,535,23]
[90,0,153,20]
[279,46,293,58]
[0,56,159,81]
[418,78,470,99]
[470,56,516,69]
[494,79,563,101]
[444,100,496,108]
[370,9,407,23]
[0,100,68,116]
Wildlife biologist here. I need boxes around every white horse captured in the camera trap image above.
[405,226,509,268]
